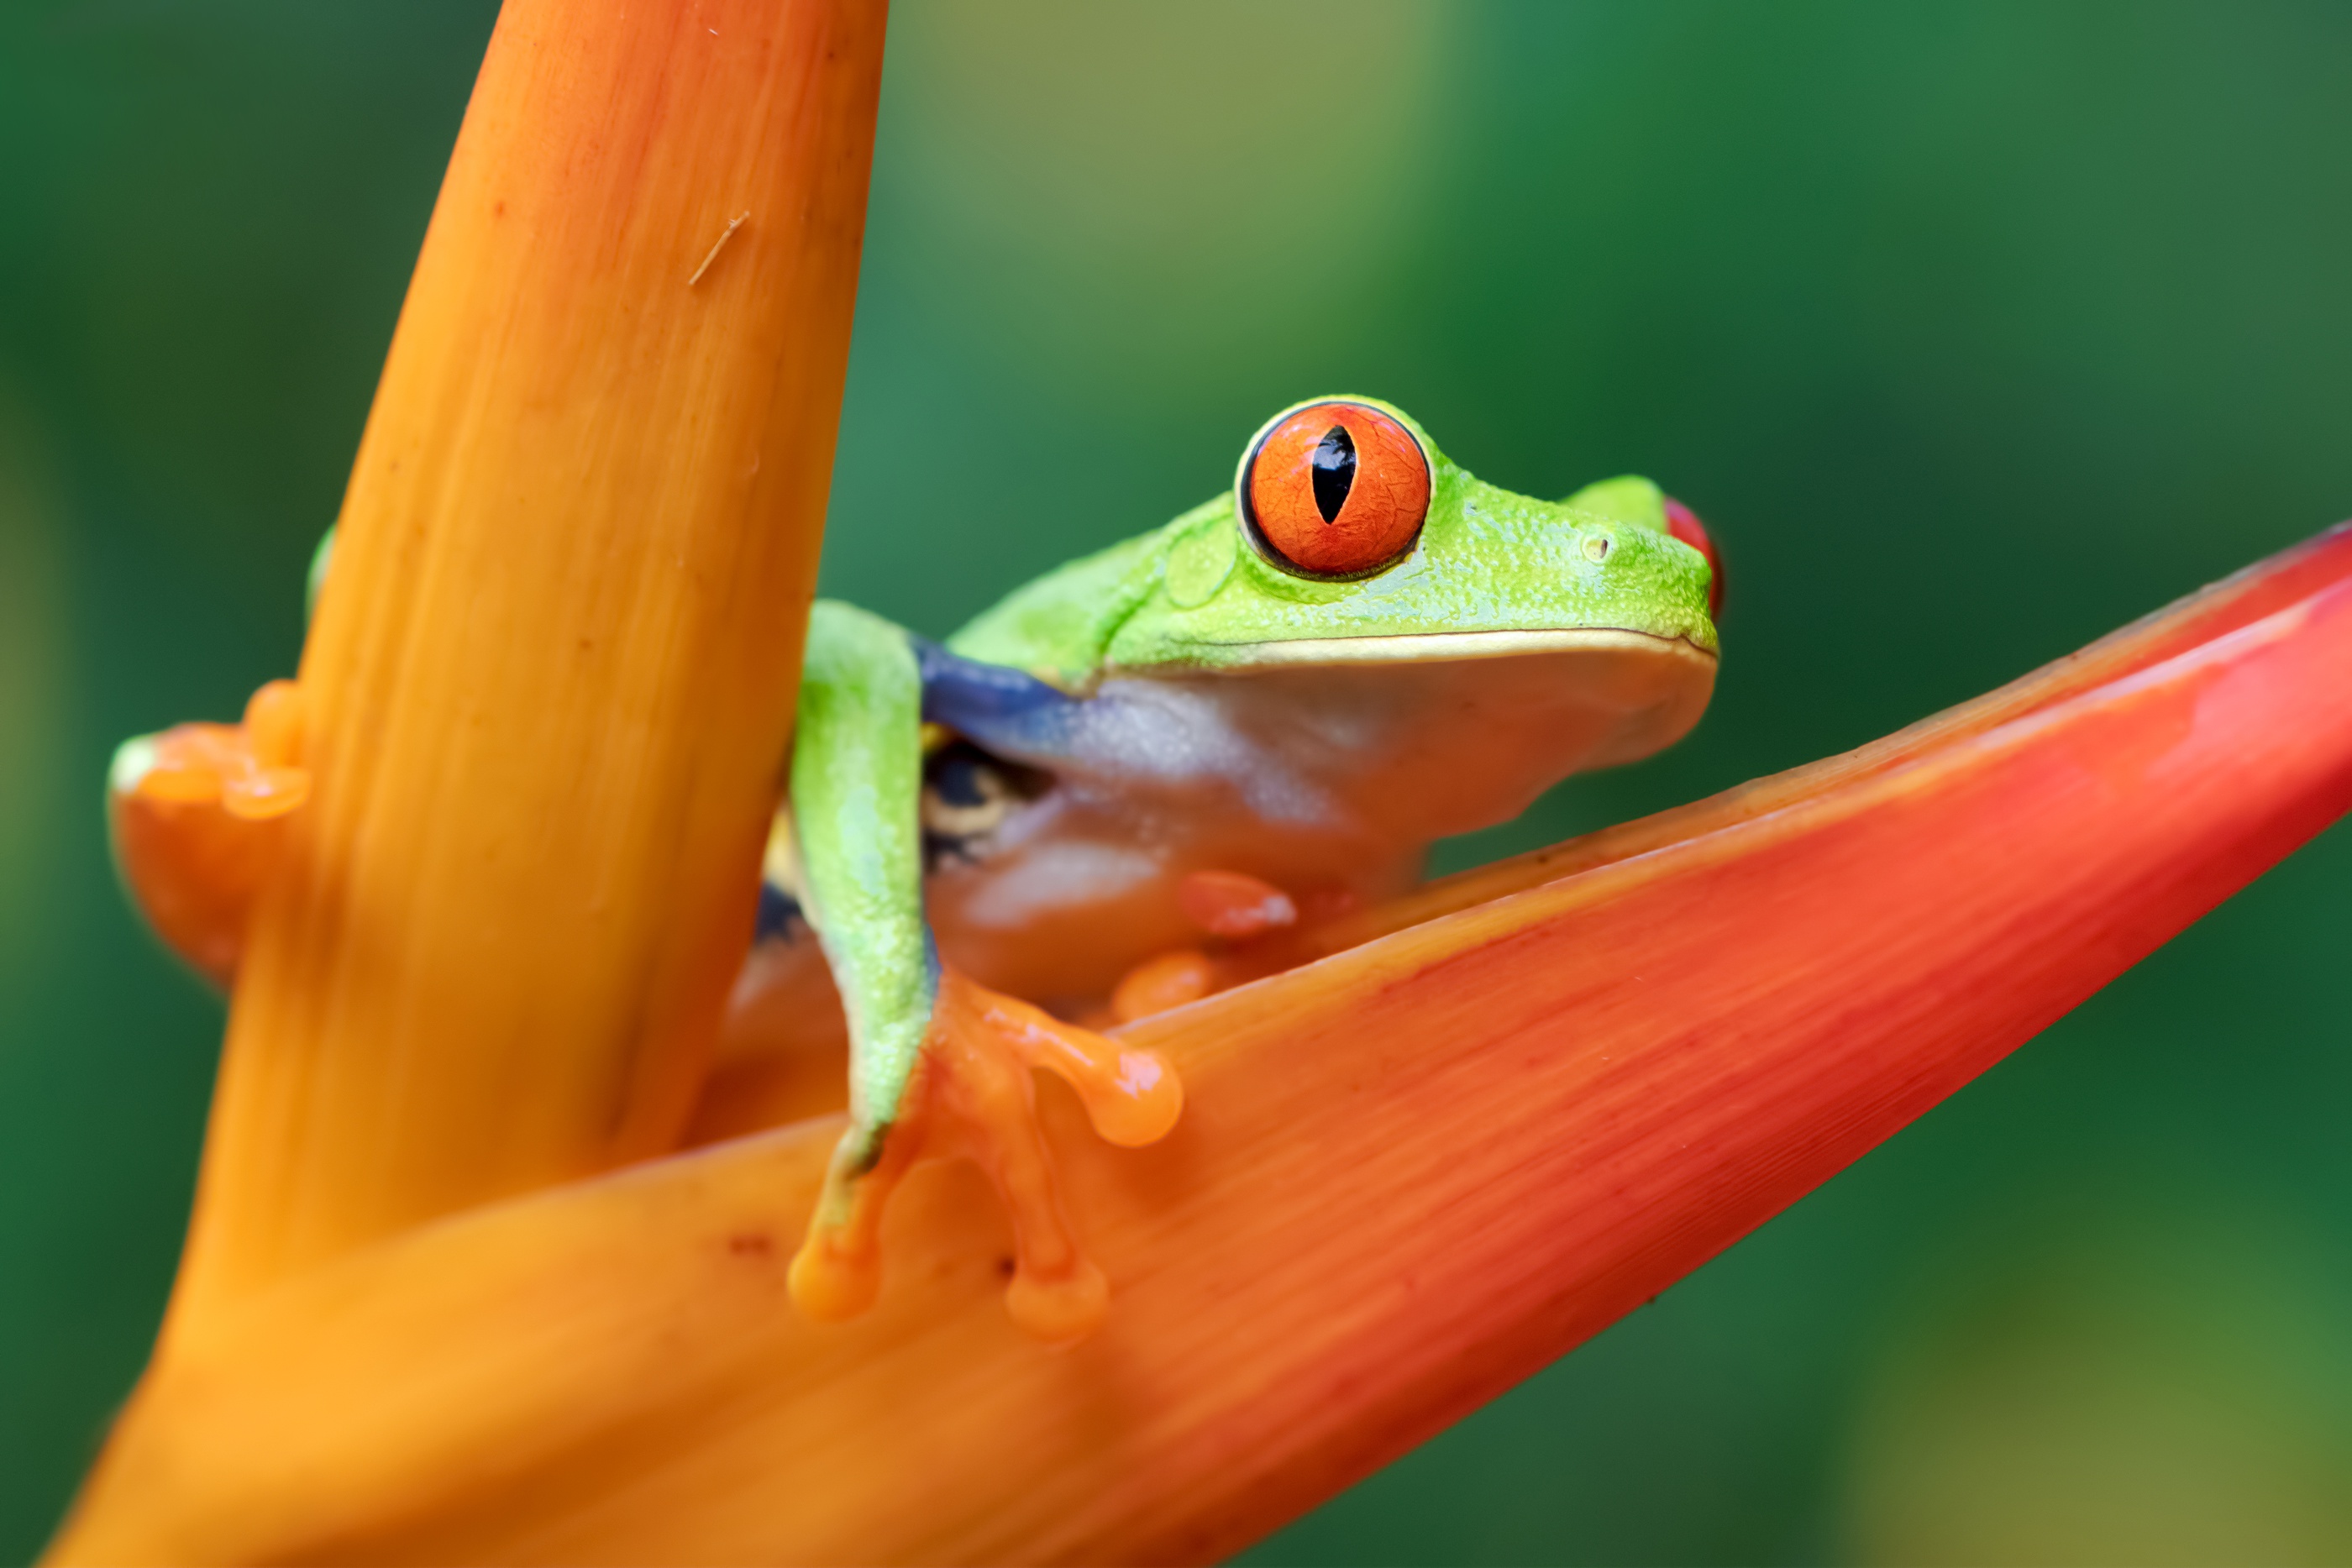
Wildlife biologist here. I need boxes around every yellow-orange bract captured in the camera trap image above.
[168,0,885,1320]
[55,512,2352,1561]
[45,0,2352,1560]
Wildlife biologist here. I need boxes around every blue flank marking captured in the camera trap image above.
[753,879,803,944]
[911,637,1079,761]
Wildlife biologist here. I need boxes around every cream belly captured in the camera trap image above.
[927,629,1714,1002]
[704,631,1714,1136]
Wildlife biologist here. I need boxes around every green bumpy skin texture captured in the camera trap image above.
[787,600,937,1166]
[948,398,1715,689]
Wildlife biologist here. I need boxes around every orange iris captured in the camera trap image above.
[1244,401,1431,576]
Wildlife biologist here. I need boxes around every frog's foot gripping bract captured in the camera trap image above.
[790,968,1182,1343]
[108,679,309,985]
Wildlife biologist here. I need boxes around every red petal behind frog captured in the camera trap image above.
[1664,495,1725,620]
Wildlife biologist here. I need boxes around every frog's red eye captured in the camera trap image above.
[1242,401,1431,577]
[1663,495,1725,620]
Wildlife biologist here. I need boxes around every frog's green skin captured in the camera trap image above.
[770,396,1718,1173]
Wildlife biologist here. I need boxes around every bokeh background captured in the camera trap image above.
[5,3,2352,1561]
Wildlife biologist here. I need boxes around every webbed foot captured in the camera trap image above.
[789,968,1182,1343]
[107,679,309,985]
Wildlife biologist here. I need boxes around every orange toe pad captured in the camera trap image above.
[108,679,310,985]
[1111,948,1217,1023]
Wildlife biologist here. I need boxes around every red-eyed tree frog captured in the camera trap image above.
[109,396,1723,1341]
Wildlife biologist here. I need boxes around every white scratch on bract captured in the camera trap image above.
[689,211,750,287]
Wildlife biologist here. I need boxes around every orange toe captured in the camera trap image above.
[109,679,310,983]
[957,976,1183,1150]
[1177,868,1295,939]
[785,1121,914,1324]
[220,679,312,820]
[1110,947,1218,1023]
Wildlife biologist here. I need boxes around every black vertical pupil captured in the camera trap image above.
[1310,426,1357,522]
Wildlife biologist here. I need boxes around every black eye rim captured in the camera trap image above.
[1234,398,1434,582]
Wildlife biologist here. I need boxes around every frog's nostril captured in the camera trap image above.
[1663,496,1725,621]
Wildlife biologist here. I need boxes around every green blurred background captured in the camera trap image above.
[5,3,2352,1561]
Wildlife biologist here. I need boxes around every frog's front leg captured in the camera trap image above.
[108,678,310,985]
[783,603,1182,1342]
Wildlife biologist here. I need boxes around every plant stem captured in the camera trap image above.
[171,0,885,1324]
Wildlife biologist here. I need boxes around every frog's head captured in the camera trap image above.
[1097,397,1722,825]
[1113,396,1720,666]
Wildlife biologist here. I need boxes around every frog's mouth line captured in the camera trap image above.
[1158,627,1718,671]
